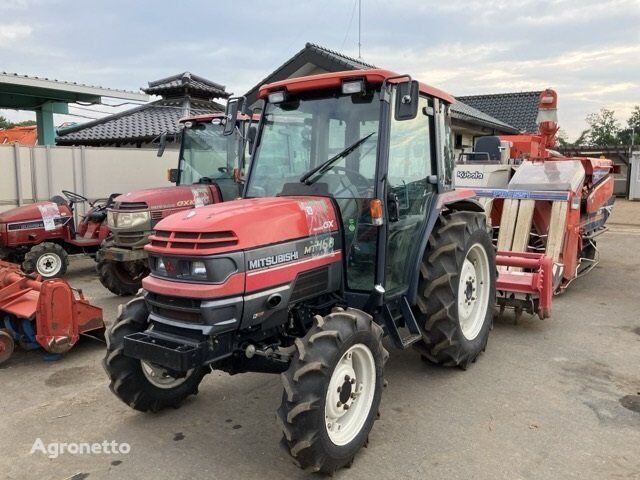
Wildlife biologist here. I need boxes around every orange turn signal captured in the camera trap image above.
[370,199,384,226]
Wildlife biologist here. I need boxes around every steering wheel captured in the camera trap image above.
[62,190,89,204]
[328,166,372,195]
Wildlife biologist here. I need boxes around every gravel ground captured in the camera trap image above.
[1,200,639,480]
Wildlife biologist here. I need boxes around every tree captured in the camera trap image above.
[585,108,621,146]
[556,128,570,147]
[0,116,37,129]
[617,106,640,146]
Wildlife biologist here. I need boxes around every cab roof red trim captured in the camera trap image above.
[258,69,455,104]
[179,112,259,124]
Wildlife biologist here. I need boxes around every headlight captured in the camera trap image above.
[190,261,207,279]
[110,211,150,229]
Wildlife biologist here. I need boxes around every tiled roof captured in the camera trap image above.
[144,72,230,99]
[245,43,517,133]
[451,100,519,133]
[0,125,37,145]
[245,43,375,105]
[456,91,542,133]
[56,98,223,145]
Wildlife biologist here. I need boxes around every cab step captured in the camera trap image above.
[382,296,422,349]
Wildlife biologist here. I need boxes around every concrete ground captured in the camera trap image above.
[1,201,639,480]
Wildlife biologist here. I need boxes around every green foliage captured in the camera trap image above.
[0,115,37,129]
[585,108,620,146]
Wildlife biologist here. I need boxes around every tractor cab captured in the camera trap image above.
[244,70,458,303]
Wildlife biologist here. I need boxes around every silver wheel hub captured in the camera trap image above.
[457,243,491,340]
[324,343,376,446]
[141,360,191,389]
[37,253,62,277]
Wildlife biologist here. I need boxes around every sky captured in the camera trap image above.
[1,0,639,139]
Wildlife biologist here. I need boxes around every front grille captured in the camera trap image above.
[112,230,148,246]
[291,266,330,302]
[146,292,203,324]
[116,201,148,211]
[150,230,238,253]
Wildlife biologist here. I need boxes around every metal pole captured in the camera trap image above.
[358,0,362,59]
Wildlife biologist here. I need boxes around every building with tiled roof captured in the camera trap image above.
[244,43,521,156]
[56,72,229,147]
[456,91,542,134]
[0,125,37,145]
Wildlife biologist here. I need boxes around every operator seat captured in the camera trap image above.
[469,136,501,162]
[49,195,68,207]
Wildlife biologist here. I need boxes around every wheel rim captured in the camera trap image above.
[141,360,192,389]
[324,343,376,446]
[37,252,62,277]
[457,243,491,340]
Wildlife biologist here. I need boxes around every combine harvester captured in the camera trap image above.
[455,89,616,320]
[0,261,103,364]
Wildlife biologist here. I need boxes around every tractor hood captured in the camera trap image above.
[146,197,339,255]
[0,201,71,224]
[113,185,218,211]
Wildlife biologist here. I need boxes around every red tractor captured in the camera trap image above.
[103,70,543,473]
[97,113,256,296]
[0,190,112,278]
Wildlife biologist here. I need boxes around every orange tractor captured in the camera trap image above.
[455,89,615,319]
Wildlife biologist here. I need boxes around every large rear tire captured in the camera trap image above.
[97,259,147,296]
[102,294,207,412]
[277,308,388,474]
[22,242,68,278]
[414,210,496,369]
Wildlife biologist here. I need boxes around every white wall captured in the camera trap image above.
[0,144,179,214]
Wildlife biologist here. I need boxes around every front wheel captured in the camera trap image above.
[277,308,388,474]
[102,294,207,412]
[414,210,496,369]
[97,259,147,296]
[22,242,68,278]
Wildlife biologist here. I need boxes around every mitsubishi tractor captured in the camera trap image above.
[97,113,255,296]
[104,70,502,473]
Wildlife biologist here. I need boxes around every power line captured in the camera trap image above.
[341,0,358,51]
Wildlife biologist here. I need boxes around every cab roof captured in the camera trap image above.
[179,112,259,124]
[258,69,455,104]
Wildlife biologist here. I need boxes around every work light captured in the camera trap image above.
[342,80,364,95]
[268,91,286,104]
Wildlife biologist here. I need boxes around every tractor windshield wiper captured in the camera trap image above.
[300,132,375,185]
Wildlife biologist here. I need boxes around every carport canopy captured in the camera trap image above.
[0,72,149,145]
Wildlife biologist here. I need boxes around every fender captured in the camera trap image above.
[405,190,486,306]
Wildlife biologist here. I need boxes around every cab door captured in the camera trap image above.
[384,95,437,294]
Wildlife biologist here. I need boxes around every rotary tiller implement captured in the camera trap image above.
[0,260,104,364]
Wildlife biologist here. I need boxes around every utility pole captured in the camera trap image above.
[358,0,362,59]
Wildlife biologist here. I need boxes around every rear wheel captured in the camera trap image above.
[102,294,207,412]
[277,308,387,474]
[414,210,496,369]
[22,242,68,278]
[97,259,147,296]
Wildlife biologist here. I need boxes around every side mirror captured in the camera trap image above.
[247,126,257,154]
[167,168,179,183]
[223,98,241,136]
[394,80,420,121]
[157,132,167,157]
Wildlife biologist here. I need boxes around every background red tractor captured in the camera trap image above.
[0,190,112,278]
[96,113,256,296]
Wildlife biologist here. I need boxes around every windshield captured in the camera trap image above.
[246,90,380,199]
[179,122,239,186]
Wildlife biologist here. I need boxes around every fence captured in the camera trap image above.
[0,144,179,215]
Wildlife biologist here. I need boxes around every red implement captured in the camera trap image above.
[0,260,103,357]
[496,252,553,319]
